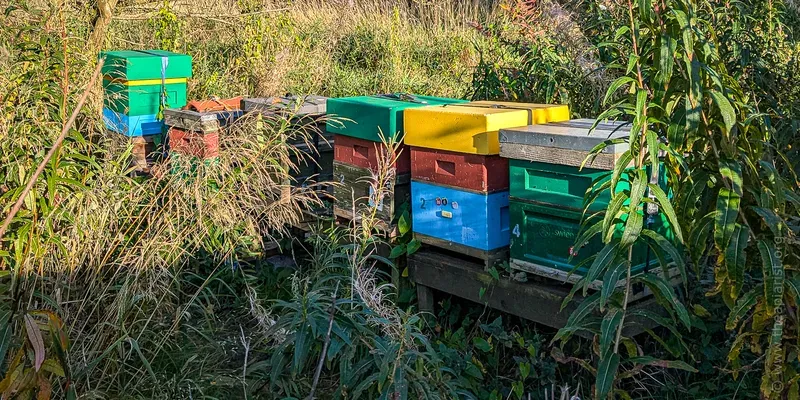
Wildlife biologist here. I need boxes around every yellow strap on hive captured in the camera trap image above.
[103,76,187,86]
[403,102,570,155]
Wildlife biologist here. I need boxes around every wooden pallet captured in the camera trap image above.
[409,248,663,336]
[414,233,507,270]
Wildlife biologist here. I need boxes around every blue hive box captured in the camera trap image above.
[411,180,510,252]
[103,108,162,137]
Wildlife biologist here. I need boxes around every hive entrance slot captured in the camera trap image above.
[436,160,456,177]
[354,144,370,160]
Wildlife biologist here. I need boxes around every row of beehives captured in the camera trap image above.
[98,49,675,284]
[324,95,676,284]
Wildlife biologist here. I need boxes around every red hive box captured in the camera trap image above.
[410,147,508,193]
[333,134,410,175]
[168,127,219,159]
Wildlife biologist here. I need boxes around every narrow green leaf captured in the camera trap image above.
[719,159,743,197]
[645,130,660,171]
[758,240,783,316]
[584,243,620,294]
[610,150,633,194]
[603,193,627,243]
[627,356,698,372]
[640,229,687,286]
[635,273,691,329]
[555,292,601,341]
[621,210,643,247]
[628,169,647,211]
[687,213,714,272]
[709,90,736,135]
[604,76,636,106]
[601,260,627,310]
[751,207,785,237]
[595,353,621,400]
[648,183,684,243]
[714,188,740,250]
[725,224,749,300]
[726,288,758,329]
[600,309,623,358]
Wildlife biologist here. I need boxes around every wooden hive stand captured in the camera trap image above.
[409,248,664,336]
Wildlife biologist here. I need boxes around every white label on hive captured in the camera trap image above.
[441,210,452,218]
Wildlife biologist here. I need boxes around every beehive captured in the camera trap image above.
[334,134,411,175]
[500,119,675,282]
[103,78,188,116]
[168,127,220,159]
[411,147,508,193]
[508,200,674,285]
[103,109,162,137]
[411,181,509,252]
[326,95,467,143]
[499,119,630,170]
[101,50,192,137]
[403,101,570,155]
[333,161,409,223]
[242,95,327,116]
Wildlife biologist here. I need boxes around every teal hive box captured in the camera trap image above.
[325,94,467,142]
[100,50,192,81]
[103,80,188,117]
[508,200,675,281]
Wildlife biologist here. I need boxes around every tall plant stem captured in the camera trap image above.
[0,58,105,244]
[613,0,649,356]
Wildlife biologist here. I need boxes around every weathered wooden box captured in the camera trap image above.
[333,161,410,223]
[411,147,508,193]
[163,108,243,133]
[404,101,570,155]
[411,180,509,252]
[334,134,410,175]
[130,134,162,174]
[499,119,630,170]
[242,95,327,116]
[168,127,219,159]
[325,95,467,143]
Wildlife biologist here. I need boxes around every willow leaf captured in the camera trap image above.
[604,76,636,106]
[726,288,758,329]
[584,242,620,294]
[751,207,785,237]
[719,159,743,196]
[647,183,684,243]
[709,90,736,135]
[757,240,784,316]
[603,193,627,243]
[635,273,691,329]
[640,229,687,286]
[600,309,623,358]
[714,188,740,250]
[725,224,749,300]
[621,210,643,247]
[601,260,627,310]
[596,354,620,400]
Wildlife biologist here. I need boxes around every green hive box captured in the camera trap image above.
[103,80,188,116]
[325,94,467,142]
[508,200,674,280]
[100,50,193,81]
